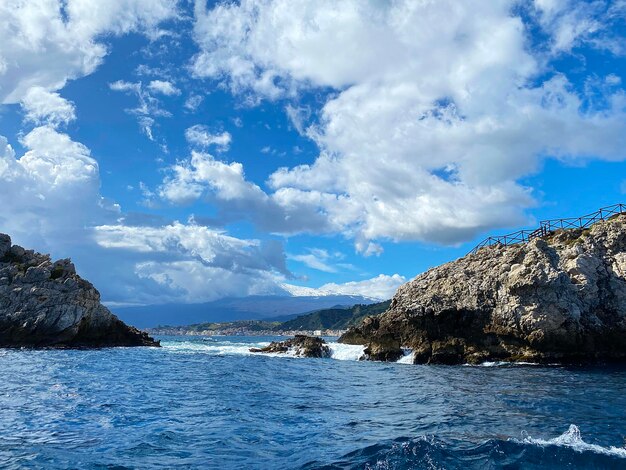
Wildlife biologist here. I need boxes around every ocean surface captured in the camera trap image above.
[1,335,625,469]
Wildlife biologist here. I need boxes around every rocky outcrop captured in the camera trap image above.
[0,233,159,348]
[250,335,330,358]
[340,215,626,365]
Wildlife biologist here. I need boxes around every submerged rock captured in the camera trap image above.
[341,215,626,365]
[0,233,159,348]
[250,335,330,358]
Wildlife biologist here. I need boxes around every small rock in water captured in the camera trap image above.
[250,335,330,358]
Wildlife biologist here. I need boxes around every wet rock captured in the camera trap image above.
[340,215,626,365]
[250,335,330,358]
[0,233,159,348]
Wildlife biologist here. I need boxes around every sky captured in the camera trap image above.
[0,0,625,307]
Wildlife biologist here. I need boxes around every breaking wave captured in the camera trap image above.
[518,424,626,458]
[162,337,368,362]
[328,343,365,361]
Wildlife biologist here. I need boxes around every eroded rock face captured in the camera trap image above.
[250,335,330,358]
[0,233,159,348]
[340,215,626,365]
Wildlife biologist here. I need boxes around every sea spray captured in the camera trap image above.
[328,343,365,361]
[518,424,626,458]
[396,348,414,364]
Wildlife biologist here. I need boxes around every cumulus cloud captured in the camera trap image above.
[283,274,406,300]
[21,87,76,127]
[158,150,360,234]
[0,0,179,104]
[0,127,118,252]
[185,125,232,151]
[189,0,626,250]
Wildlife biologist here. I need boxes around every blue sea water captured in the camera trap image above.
[0,335,625,469]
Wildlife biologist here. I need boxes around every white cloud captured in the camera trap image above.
[147,79,180,96]
[285,104,312,136]
[289,248,339,273]
[0,0,179,104]
[0,128,118,252]
[157,150,360,235]
[159,150,261,204]
[93,222,291,303]
[189,0,626,250]
[21,87,76,127]
[283,274,406,300]
[532,0,625,55]
[184,94,204,111]
[185,125,232,151]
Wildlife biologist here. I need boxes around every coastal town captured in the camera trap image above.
[148,323,347,338]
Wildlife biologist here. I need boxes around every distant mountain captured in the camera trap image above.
[148,301,392,335]
[277,301,391,331]
[113,294,379,328]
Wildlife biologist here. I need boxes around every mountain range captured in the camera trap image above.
[113,294,380,328]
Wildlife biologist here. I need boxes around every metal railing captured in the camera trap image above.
[469,204,626,255]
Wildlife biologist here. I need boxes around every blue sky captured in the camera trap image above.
[0,0,625,307]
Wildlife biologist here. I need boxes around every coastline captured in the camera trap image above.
[147,326,347,337]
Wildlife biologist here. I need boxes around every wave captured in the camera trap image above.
[396,348,414,364]
[161,340,560,368]
[303,426,626,469]
[518,424,626,459]
[328,343,364,361]
[162,340,270,356]
[462,360,542,367]
[162,339,367,361]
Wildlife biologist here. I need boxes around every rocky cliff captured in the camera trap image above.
[340,215,626,364]
[0,233,158,348]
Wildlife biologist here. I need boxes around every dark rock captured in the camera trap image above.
[0,234,11,259]
[0,233,159,348]
[340,215,626,365]
[250,335,330,358]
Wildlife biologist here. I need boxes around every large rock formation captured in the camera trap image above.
[0,233,158,348]
[340,215,626,364]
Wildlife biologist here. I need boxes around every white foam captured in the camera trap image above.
[164,339,367,361]
[464,361,541,367]
[396,349,414,364]
[328,343,365,361]
[162,340,269,356]
[518,425,626,458]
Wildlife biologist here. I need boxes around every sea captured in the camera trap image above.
[1,335,625,469]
